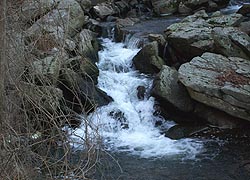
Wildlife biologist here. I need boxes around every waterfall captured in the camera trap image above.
[70,35,204,159]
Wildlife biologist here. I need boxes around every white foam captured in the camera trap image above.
[71,38,204,158]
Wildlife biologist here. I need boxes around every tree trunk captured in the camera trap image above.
[0,0,6,128]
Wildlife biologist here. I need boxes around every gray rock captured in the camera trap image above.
[181,0,229,12]
[178,52,250,121]
[151,0,179,15]
[178,2,192,15]
[75,29,99,63]
[133,41,165,74]
[212,27,250,59]
[20,0,59,22]
[21,82,63,113]
[92,2,116,19]
[30,50,69,84]
[76,0,92,10]
[207,13,243,26]
[115,17,140,42]
[151,65,194,112]
[59,69,113,113]
[239,21,250,35]
[25,0,85,41]
[165,11,249,63]
[63,56,99,84]
[165,18,213,62]
[183,0,209,9]
[148,33,166,47]
[165,125,208,140]
[195,103,245,129]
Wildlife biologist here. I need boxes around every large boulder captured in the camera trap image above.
[133,41,165,74]
[178,52,250,121]
[165,17,214,63]
[151,65,194,112]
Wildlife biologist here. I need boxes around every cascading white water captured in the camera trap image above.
[71,37,204,159]
[221,0,249,14]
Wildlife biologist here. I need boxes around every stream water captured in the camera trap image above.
[69,2,250,179]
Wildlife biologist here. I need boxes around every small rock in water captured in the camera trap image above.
[134,147,144,151]
[137,85,146,100]
[165,125,208,140]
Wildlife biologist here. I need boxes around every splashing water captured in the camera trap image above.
[71,37,204,159]
[221,0,249,14]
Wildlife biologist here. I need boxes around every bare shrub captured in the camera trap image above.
[0,1,103,179]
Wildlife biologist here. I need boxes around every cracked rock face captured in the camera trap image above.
[178,52,250,121]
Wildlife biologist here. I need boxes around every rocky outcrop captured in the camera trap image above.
[165,10,249,64]
[178,52,250,121]
[133,41,165,74]
[151,65,194,112]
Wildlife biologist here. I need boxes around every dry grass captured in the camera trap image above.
[0,1,103,179]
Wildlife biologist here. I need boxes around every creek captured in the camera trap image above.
[70,2,250,179]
